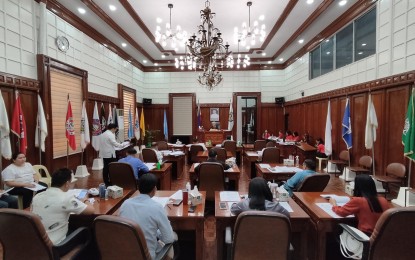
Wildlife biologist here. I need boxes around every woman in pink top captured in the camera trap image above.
[315,138,327,158]
[330,175,391,235]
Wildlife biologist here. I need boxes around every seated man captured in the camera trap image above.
[194,149,231,187]
[120,173,177,259]
[0,191,18,209]
[283,159,317,196]
[118,148,149,180]
[32,168,94,244]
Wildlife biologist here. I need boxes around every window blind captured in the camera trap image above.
[50,69,83,158]
[173,96,192,135]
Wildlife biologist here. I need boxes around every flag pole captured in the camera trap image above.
[66,93,69,168]
[0,129,3,172]
[37,90,42,164]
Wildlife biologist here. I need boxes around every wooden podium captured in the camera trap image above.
[198,130,231,145]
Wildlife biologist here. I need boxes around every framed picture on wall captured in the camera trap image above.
[210,108,220,121]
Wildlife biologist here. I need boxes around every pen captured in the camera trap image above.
[166,204,171,209]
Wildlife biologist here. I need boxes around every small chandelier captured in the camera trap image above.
[155,4,187,51]
[186,0,231,90]
[233,1,266,50]
[227,39,250,69]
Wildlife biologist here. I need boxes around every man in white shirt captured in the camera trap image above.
[32,168,94,244]
[99,123,126,186]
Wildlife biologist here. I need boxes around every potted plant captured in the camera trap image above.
[144,129,160,148]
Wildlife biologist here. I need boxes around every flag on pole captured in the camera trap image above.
[11,91,27,154]
[65,99,76,151]
[134,107,140,140]
[342,98,353,149]
[128,105,134,139]
[35,94,48,152]
[91,101,101,151]
[0,90,12,159]
[80,100,90,150]
[228,100,234,131]
[107,104,113,125]
[197,101,201,129]
[403,88,415,161]
[365,94,378,149]
[112,105,118,127]
[163,109,168,141]
[324,100,332,156]
[140,107,145,139]
[100,103,106,132]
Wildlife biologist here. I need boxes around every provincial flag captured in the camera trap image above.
[80,100,90,149]
[134,107,140,140]
[342,98,352,149]
[0,90,12,159]
[128,105,134,139]
[100,103,107,132]
[91,101,101,151]
[140,107,145,139]
[365,94,378,149]
[11,91,27,154]
[402,88,415,161]
[65,99,76,150]
[35,94,48,152]
[324,100,332,156]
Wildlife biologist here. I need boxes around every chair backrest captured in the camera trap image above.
[261,147,280,163]
[0,208,54,259]
[223,140,237,154]
[157,141,169,151]
[359,155,373,169]
[296,173,330,192]
[253,140,266,151]
[368,207,415,260]
[94,215,152,260]
[32,165,51,187]
[266,141,276,147]
[232,211,291,260]
[339,150,350,162]
[198,162,225,201]
[189,145,204,164]
[142,148,158,163]
[385,163,406,179]
[108,162,138,190]
[212,147,227,162]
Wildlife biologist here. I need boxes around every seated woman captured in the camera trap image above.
[292,131,301,142]
[315,138,327,158]
[330,174,391,235]
[231,177,289,217]
[285,130,294,141]
[262,130,270,140]
[1,153,46,208]
[278,130,284,139]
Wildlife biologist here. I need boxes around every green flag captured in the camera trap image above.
[403,88,415,161]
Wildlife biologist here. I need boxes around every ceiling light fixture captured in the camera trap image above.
[339,0,347,6]
[109,5,116,11]
[155,4,187,51]
[78,8,86,14]
[227,39,250,69]
[298,39,304,44]
[233,1,266,48]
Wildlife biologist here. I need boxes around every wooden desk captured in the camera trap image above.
[163,153,185,180]
[149,163,172,190]
[276,142,297,158]
[197,150,233,162]
[215,192,310,260]
[255,163,298,182]
[244,150,259,179]
[242,144,254,151]
[198,130,231,145]
[115,190,206,260]
[189,163,240,190]
[296,143,317,164]
[293,192,355,260]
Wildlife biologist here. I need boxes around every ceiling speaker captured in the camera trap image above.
[143,98,152,105]
[275,97,285,105]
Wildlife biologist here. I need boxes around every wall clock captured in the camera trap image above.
[55,36,69,52]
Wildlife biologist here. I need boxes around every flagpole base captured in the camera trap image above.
[339,168,356,181]
[75,165,90,178]
[70,172,77,183]
[92,158,103,170]
[324,162,338,173]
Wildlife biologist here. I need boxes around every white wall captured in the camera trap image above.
[0,0,413,103]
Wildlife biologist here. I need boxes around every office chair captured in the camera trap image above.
[328,150,350,176]
[223,140,237,156]
[296,173,330,192]
[94,215,173,260]
[261,147,280,163]
[0,208,90,260]
[346,155,373,175]
[266,141,277,147]
[157,141,169,151]
[198,162,225,202]
[212,147,227,162]
[108,162,138,190]
[189,145,204,164]
[374,163,406,196]
[227,211,292,260]
[338,206,415,260]
[33,164,52,187]
[142,148,158,163]
[253,140,267,151]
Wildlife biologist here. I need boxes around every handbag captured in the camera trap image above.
[339,226,369,259]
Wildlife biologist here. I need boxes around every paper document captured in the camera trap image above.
[145,163,155,170]
[170,190,183,200]
[259,164,270,168]
[225,168,234,172]
[152,196,170,208]
[320,194,350,204]
[220,191,240,202]
[316,203,354,218]
[170,151,184,156]
[24,182,47,192]
[193,163,200,168]
[279,202,293,212]
[246,151,258,156]
[0,188,14,196]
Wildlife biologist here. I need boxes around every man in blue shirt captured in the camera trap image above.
[283,159,317,196]
[118,148,149,180]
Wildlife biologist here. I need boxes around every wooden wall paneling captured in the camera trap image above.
[350,93,367,165]
[330,98,340,158]
[370,91,385,175]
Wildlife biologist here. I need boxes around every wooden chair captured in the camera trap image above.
[142,148,158,163]
[253,140,266,151]
[328,150,350,176]
[189,145,204,164]
[296,174,330,192]
[198,162,225,202]
[346,155,373,175]
[260,147,280,163]
[94,215,173,260]
[374,163,406,195]
[0,208,90,260]
[157,141,169,151]
[212,147,227,162]
[227,211,291,260]
[108,162,138,190]
[32,164,52,187]
[266,141,277,147]
[339,206,415,260]
[223,140,237,156]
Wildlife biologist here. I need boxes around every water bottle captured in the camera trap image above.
[104,189,109,200]
[295,156,300,167]
[186,182,191,191]
[156,160,161,170]
[99,183,106,199]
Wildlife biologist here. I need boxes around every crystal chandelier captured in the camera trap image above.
[227,39,250,69]
[233,1,266,49]
[155,4,187,51]
[186,0,232,90]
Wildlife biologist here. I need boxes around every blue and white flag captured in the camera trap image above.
[134,107,140,140]
[127,105,134,139]
[342,98,353,149]
[197,101,201,129]
[163,109,168,141]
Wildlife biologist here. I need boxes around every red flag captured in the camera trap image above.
[11,92,27,154]
[66,100,77,150]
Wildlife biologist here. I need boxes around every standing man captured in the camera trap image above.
[120,173,177,259]
[118,148,149,180]
[283,159,317,196]
[32,168,94,244]
[100,123,126,186]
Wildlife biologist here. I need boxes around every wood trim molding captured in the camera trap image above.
[0,72,40,91]
[285,71,415,106]
[87,92,119,104]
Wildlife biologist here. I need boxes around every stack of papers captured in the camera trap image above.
[0,188,14,196]
[320,194,350,204]
[152,196,170,208]
[24,182,47,192]
[169,190,183,200]
[220,191,240,202]
[170,151,184,156]
[259,164,270,168]
[145,163,156,170]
